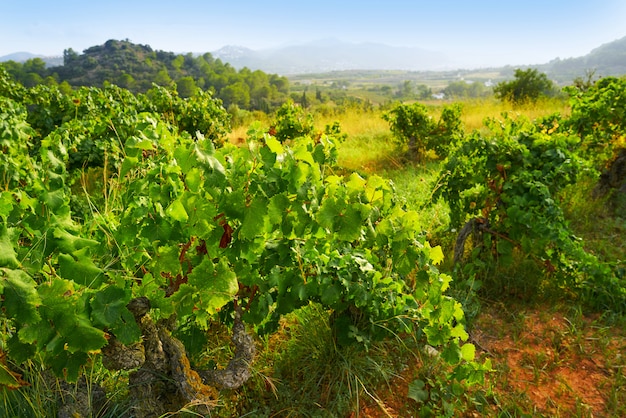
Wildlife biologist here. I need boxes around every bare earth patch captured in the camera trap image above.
[359,302,625,417]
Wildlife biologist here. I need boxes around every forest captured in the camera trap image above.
[0,40,625,417]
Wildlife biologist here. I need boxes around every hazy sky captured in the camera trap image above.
[2,0,626,68]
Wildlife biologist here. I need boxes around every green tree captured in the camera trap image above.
[154,69,173,87]
[220,81,250,108]
[494,68,556,104]
[176,76,197,98]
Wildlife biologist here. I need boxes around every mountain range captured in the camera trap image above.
[2,36,626,79]
[211,39,452,73]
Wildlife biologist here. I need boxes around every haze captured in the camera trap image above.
[2,0,626,69]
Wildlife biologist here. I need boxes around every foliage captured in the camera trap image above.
[0,70,486,412]
[436,111,626,312]
[383,102,464,160]
[271,99,315,142]
[494,68,556,104]
[565,75,626,165]
[443,80,490,99]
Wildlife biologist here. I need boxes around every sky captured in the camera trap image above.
[2,0,626,68]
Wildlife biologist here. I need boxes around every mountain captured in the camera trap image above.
[211,36,626,80]
[212,39,452,74]
[0,52,63,67]
[540,36,626,82]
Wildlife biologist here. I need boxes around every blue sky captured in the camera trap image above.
[2,0,626,68]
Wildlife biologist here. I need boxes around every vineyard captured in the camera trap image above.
[1,66,625,417]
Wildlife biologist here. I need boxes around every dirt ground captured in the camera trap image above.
[358,302,626,417]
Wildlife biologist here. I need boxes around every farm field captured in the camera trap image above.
[1,66,625,418]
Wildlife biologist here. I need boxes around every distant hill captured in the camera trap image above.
[540,36,626,82]
[0,52,63,67]
[212,39,452,74]
[210,36,626,81]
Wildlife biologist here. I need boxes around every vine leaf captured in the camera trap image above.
[90,286,130,327]
[0,268,41,324]
[165,199,188,223]
[0,226,18,268]
[461,343,476,361]
[189,259,238,316]
[52,226,99,253]
[240,198,268,240]
[58,249,105,287]
[407,379,429,403]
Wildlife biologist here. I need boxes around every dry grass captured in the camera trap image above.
[460,97,570,132]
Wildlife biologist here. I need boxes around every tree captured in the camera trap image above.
[176,76,197,98]
[494,68,555,104]
[220,81,250,108]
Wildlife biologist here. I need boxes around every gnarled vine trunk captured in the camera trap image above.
[100,297,256,418]
[594,148,626,205]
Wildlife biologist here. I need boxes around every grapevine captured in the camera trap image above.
[0,68,486,415]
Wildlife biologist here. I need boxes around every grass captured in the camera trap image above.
[218,303,420,417]
[459,96,570,132]
[1,356,133,418]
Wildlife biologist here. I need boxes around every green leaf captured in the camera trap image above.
[120,155,138,177]
[0,268,41,324]
[268,193,290,226]
[55,313,107,353]
[165,199,189,223]
[321,283,342,305]
[90,286,130,326]
[265,135,284,155]
[18,321,55,347]
[407,379,429,403]
[185,167,203,192]
[239,198,268,240]
[496,239,514,256]
[0,225,19,268]
[58,249,105,287]
[429,245,445,265]
[293,144,316,165]
[461,343,476,361]
[52,227,99,253]
[336,204,365,242]
[318,196,342,229]
[441,343,462,365]
[6,333,36,363]
[188,258,238,315]
[108,308,142,345]
[0,191,14,218]
[193,143,225,176]
[49,351,88,382]
[168,283,199,318]
[42,189,66,211]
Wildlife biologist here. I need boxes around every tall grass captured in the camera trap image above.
[223,303,417,417]
[460,96,570,132]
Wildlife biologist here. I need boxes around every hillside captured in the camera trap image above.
[1,39,290,111]
[540,35,626,81]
